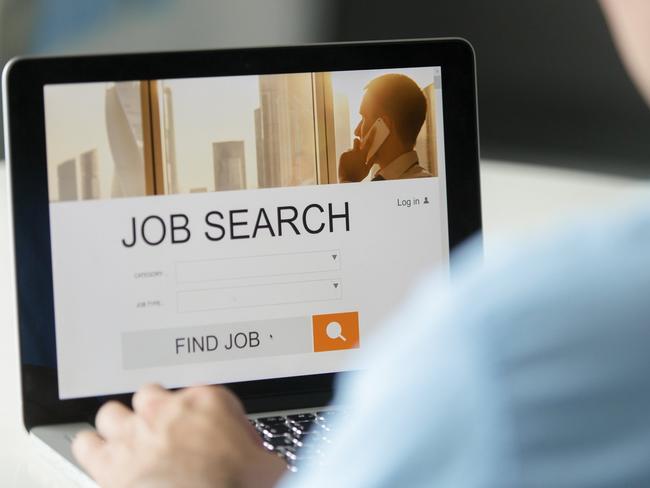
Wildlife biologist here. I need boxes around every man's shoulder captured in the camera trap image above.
[285,193,650,488]
[463,196,650,486]
[401,161,433,179]
[493,197,649,281]
[454,195,650,346]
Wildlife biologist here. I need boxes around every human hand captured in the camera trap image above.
[72,384,287,488]
[338,129,375,182]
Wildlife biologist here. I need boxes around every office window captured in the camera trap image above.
[44,69,439,201]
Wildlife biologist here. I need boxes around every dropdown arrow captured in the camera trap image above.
[332,254,338,261]
[333,282,339,289]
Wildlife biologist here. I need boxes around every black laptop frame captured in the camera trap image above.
[3,38,481,430]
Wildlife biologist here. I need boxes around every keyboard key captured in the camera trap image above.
[289,421,314,436]
[278,446,310,463]
[288,424,302,436]
[289,419,314,429]
[251,409,342,471]
[289,430,322,448]
[262,424,291,438]
[281,444,323,463]
[286,413,316,422]
[268,435,293,448]
[299,428,321,439]
[258,415,287,425]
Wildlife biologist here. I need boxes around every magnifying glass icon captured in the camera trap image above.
[326,321,347,341]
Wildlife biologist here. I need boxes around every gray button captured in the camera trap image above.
[122,316,312,369]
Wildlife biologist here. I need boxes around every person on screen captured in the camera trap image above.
[71,1,650,487]
[338,73,433,182]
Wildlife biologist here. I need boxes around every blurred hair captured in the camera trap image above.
[365,74,427,148]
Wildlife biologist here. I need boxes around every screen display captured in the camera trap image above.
[43,66,449,399]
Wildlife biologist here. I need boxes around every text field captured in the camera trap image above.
[176,250,340,283]
[177,279,342,312]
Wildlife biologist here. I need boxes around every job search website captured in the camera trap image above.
[43,66,449,398]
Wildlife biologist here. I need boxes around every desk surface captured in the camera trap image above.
[0,159,645,487]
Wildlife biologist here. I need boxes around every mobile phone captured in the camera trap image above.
[363,118,390,163]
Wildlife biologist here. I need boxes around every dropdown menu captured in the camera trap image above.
[176,249,341,283]
[177,279,343,312]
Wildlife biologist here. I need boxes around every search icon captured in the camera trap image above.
[326,321,347,341]
[312,312,359,352]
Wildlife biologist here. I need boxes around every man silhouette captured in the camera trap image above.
[338,74,433,182]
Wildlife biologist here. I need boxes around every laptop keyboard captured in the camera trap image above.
[250,410,341,471]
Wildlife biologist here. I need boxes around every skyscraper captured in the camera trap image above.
[254,107,270,188]
[106,81,146,197]
[162,87,179,194]
[258,74,316,188]
[79,149,100,200]
[213,141,246,191]
[57,159,78,201]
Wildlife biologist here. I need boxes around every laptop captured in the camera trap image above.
[2,39,481,484]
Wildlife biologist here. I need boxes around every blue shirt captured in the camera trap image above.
[281,196,650,487]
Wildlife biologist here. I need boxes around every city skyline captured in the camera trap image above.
[213,141,246,191]
[80,149,100,200]
[255,73,317,189]
[54,149,101,202]
[57,159,77,202]
[162,87,180,194]
[45,67,438,201]
[107,81,146,198]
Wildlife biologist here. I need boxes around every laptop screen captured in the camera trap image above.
[42,66,449,399]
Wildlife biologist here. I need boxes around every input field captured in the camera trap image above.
[176,250,341,283]
[177,279,342,312]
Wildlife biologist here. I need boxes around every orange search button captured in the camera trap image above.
[312,311,360,352]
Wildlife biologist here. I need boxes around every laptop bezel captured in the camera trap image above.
[3,38,482,431]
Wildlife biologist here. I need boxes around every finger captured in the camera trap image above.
[95,401,134,441]
[132,384,172,427]
[72,430,110,479]
[352,137,361,151]
[180,385,238,411]
[211,386,245,415]
[182,386,260,444]
[246,418,264,446]
[181,386,249,425]
[176,386,264,448]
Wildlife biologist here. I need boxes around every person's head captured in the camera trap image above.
[355,74,427,165]
[601,0,650,106]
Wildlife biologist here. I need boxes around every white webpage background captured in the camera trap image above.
[50,178,448,398]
